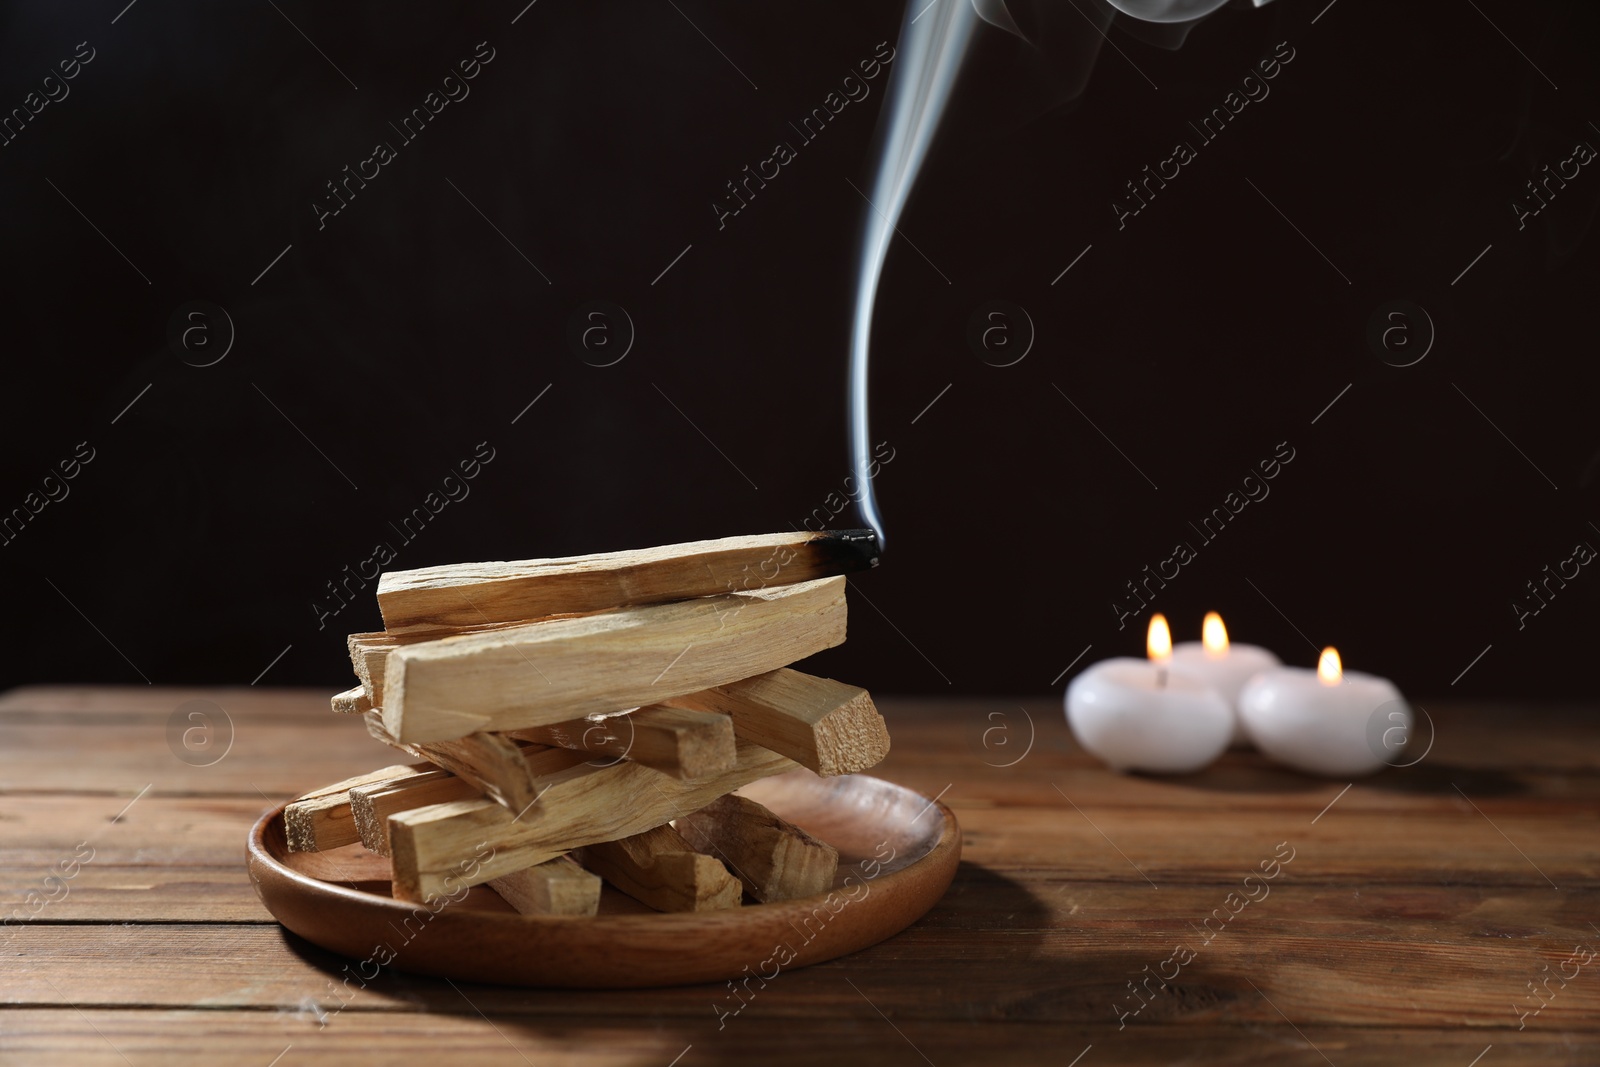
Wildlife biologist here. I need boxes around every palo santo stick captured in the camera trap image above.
[579,824,741,912]
[284,764,424,852]
[666,668,890,777]
[377,529,878,636]
[677,793,839,902]
[487,856,601,917]
[347,632,395,704]
[331,685,371,715]
[388,739,798,901]
[349,769,478,856]
[511,705,737,781]
[347,738,592,852]
[383,576,848,744]
[363,710,589,815]
[349,622,518,705]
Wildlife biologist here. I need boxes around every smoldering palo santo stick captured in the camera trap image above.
[375,529,878,636]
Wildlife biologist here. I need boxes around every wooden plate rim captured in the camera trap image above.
[246,775,961,987]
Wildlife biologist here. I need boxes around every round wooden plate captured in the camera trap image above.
[247,770,960,988]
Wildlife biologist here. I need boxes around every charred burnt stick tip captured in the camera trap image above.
[816,529,881,574]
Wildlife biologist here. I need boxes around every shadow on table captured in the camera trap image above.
[1139,752,1343,796]
[273,860,1059,1063]
[1143,752,1526,799]
[1354,761,1526,797]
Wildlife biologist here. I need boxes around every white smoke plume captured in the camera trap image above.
[848,0,1277,549]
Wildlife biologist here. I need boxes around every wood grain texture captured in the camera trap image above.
[3,1017,1587,1067]
[283,763,422,852]
[363,710,563,815]
[677,793,839,902]
[510,703,739,780]
[375,529,877,635]
[346,631,393,705]
[346,741,599,852]
[382,576,849,743]
[348,623,520,706]
[348,768,478,856]
[666,667,891,776]
[577,823,743,912]
[388,739,798,901]
[331,684,372,715]
[0,1015,1593,1067]
[487,856,601,916]
[12,889,1600,1020]
[7,686,1600,1066]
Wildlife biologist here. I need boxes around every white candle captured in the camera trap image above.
[1169,612,1281,746]
[1065,614,1233,774]
[1238,647,1409,776]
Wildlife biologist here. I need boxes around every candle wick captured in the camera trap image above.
[1156,667,1167,689]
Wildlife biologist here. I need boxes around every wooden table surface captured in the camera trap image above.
[2,686,1597,1065]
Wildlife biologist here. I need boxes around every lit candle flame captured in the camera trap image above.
[1147,614,1172,664]
[1202,612,1228,658]
[1318,647,1342,686]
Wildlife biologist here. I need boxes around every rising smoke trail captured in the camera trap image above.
[848,0,979,553]
[847,0,1274,551]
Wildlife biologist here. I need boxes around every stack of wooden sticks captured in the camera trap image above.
[283,531,892,916]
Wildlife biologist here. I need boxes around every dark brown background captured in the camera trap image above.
[1,0,1595,700]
